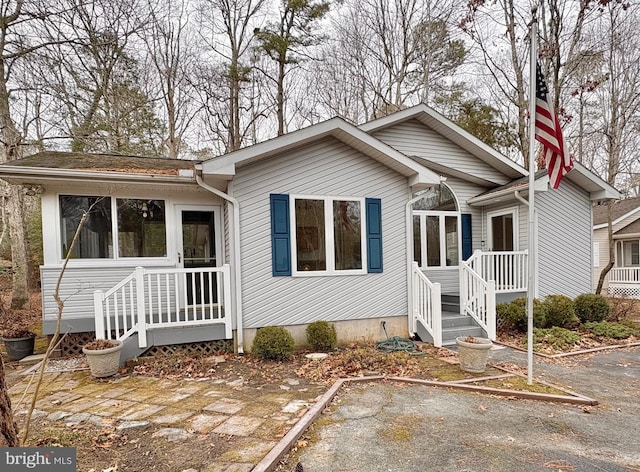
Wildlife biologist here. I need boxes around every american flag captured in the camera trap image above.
[534,62,573,189]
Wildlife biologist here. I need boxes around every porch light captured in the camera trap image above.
[142,202,148,218]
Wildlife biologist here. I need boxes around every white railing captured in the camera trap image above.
[460,259,496,341]
[412,262,442,347]
[93,265,233,348]
[609,267,640,284]
[467,250,528,293]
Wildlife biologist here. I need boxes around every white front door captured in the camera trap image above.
[487,208,518,251]
[175,205,222,306]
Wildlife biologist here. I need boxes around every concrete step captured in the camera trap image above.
[441,311,476,328]
[441,325,485,345]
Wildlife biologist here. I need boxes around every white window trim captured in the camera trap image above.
[413,210,461,269]
[290,194,367,277]
[56,193,172,265]
[616,239,640,267]
[486,207,519,252]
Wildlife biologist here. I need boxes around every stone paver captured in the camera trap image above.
[213,416,264,437]
[189,414,228,433]
[116,420,151,430]
[203,398,245,414]
[117,403,166,421]
[65,397,108,413]
[151,411,195,425]
[87,398,138,417]
[154,427,193,441]
[96,387,133,399]
[42,391,82,405]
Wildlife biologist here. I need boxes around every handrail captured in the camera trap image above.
[460,258,496,340]
[466,249,528,293]
[411,262,442,347]
[94,264,233,348]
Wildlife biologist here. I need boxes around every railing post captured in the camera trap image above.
[433,282,442,347]
[486,280,496,341]
[135,267,148,348]
[93,290,106,339]
[410,262,418,333]
[222,264,232,339]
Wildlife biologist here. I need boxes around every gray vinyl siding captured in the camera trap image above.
[536,181,592,298]
[371,119,511,185]
[40,265,174,329]
[232,137,409,329]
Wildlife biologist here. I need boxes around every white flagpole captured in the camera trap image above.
[526,8,538,385]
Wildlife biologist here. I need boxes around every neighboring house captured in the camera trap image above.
[0,105,619,361]
[593,197,640,298]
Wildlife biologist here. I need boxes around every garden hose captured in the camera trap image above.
[375,321,425,355]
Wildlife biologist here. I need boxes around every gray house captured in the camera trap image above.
[0,105,619,360]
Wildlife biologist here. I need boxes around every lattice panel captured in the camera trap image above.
[58,332,96,357]
[608,286,640,299]
[145,340,233,357]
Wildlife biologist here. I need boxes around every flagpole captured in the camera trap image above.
[526,7,538,385]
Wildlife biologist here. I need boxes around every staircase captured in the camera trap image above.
[440,294,486,346]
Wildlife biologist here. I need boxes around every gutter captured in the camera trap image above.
[195,170,244,354]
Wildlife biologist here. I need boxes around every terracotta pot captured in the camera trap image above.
[83,340,122,378]
[455,336,492,373]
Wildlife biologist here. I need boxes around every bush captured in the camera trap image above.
[543,295,579,329]
[497,297,546,334]
[306,320,337,351]
[583,321,635,340]
[532,327,581,351]
[251,326,295,360]
[574,294,610,323]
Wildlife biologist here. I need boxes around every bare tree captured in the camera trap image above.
[254,0,330,136]
[146,0,200,158]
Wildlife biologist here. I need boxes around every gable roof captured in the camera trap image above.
[593,196,640,228]
[0,151,198,185]
[359,104,527,181]
[200,117,442,191]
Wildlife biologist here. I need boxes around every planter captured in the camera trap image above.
[83,340,122,378]
[2,335,35,361]
[456,336,493,373]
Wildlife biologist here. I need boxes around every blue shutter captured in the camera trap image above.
[461,213,472,261]
[270,194,291,276]
[366,198,383,273]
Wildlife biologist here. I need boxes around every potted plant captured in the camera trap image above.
[1,328,36,361]
[455,336,493,373]
[82,339,123,378]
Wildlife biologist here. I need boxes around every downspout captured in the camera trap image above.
[195,170,244,354]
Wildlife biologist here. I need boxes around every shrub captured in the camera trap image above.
[583,321,635,340]
[543,295,579,329]
[306,320,337,351]
[251,326,295,360]
[574,293,610,323]
[497,297,546,334]
[607,296,639,322]
[532,327,581,351]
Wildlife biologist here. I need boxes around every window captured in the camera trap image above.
[293,196,364,274]
[269,194,382,276]
[411,184,461,268]
[59,195,167,260]
[617,240,640,267]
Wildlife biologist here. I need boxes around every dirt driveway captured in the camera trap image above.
[288,346,640,472]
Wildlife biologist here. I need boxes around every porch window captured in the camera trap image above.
[617,240,640,267]
[117,199,166,257]
[60,196,113,259]
[293,196,364,274]
[59,195,167,260]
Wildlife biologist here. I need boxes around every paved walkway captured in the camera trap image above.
[292,345,640,472]
[7,364,325,472]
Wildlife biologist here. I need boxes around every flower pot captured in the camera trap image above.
[455,336,492,373]
[83,340,122,378]
[2,335,35,361]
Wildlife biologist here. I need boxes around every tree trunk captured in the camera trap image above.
[596,201,615,294]
[0,357,19,447]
